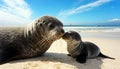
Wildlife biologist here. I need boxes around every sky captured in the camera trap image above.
[0,0,120,26]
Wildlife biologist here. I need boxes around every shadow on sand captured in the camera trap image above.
[9,52,103,69]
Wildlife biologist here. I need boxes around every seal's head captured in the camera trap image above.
[26,16,65,41]
[62,31,81,44]
[38,16,64,39]
[22,16,65,57]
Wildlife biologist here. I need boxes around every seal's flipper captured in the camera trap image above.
[67,54,71,56]
[98,52,115,59]
[76,53,87,63]
[76,46,88,63]
[0,46,18,64]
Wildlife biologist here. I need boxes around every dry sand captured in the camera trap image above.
[0,32,120,69]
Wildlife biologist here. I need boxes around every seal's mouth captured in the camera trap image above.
[50,28,65,40]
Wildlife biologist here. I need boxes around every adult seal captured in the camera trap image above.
[0,16,64,64]
[62,31,115,63]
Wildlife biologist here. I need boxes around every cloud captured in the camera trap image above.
[108,18,120,22]
[58,0,112,16]
[0,0,32,26]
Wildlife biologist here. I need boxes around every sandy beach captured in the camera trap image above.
[0,31,120,69]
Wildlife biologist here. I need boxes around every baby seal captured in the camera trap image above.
[62,31,115,63]
[0,16,64,64]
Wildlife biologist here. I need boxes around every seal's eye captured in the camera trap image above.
[49,24,55,30]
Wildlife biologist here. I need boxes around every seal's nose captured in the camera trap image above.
[62,32,69,37]
[62,32,70,39]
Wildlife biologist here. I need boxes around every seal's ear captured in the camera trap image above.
[38,21,45,26]
[39,23,47,27]
[39,20,48,26]
[35,19,45,26]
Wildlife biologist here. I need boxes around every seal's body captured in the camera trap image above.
[0,16,64,64]
[62,31,115,63]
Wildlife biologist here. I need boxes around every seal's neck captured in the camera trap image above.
[23,23,54,45]
[23,23,43,43]
[67,40,80,47]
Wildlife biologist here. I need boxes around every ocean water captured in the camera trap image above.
[63,25,120,38]
[63,25,120,32]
